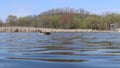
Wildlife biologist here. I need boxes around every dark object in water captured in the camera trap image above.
[38,30,51,35]
[14,29,18,32]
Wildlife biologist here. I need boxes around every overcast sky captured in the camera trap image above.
[0,0,120,20]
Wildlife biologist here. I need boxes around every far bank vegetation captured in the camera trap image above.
[0,7,120,30]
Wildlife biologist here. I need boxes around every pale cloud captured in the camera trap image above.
[50,0,71,2]
[10,9,32,17]
[89,8,120,15]
[8,3,33,17]
[7,0,72,17]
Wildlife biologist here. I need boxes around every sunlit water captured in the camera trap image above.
[1,32,120,68]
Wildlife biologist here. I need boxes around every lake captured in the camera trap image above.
[1,32,120,68]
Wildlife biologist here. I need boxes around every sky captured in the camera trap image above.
[0,0,120,21]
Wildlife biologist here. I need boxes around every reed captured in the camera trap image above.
[0,27,112,32]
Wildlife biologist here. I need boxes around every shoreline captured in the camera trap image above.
[0,27,114,32]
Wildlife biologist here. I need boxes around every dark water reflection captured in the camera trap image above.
[1,32,120,68]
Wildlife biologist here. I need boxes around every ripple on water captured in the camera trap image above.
[1,32,120,68]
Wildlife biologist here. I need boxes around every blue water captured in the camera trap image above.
[1,32,120,68]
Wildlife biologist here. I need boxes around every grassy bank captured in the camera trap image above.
[0,27,112,32]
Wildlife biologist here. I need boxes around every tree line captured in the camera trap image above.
[0,8,120,30]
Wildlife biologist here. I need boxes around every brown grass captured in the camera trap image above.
[0,27,112,32]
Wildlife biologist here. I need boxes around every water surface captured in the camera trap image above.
[1,32,120,68]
